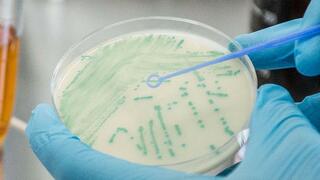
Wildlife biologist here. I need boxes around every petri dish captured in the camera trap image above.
[51,17,257,174]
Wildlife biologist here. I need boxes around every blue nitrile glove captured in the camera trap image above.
[26,85,320,180]
[297,92,320,132]
[235,0,320,76]
[227,84,320,179]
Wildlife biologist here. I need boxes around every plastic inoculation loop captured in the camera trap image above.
[146,74,163,88]
[146,24,320,88]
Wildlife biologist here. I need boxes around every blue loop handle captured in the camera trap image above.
[146,24,320,88]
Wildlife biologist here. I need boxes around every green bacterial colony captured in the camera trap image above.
[56,32,250,165]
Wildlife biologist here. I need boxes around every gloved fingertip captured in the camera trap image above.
[26,103,61,137]
[227,42,238,53]
[295,37,320,76]
[26,103,75,154]
[234,34,251,48]
[229,35,249,53]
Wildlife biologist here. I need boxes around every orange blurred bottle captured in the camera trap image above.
[0,23,19,144]
[0,0,22,148]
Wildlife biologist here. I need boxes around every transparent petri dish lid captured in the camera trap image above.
[51,17,257,174]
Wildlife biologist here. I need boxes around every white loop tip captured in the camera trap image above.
[146,74,163,88]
